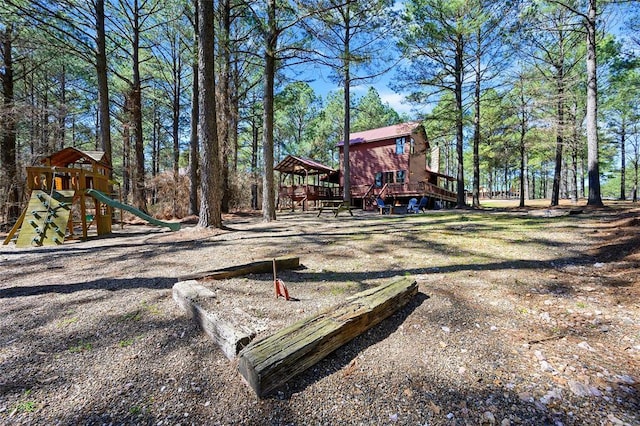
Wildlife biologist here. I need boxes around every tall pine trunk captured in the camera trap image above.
[197,0,222,228]
[1,25,20,224]
[95,0,112,168]
[585,0,603,206]
[342,7,351,204]
[219,0,232,213]
[620,120,626,200]
[472,31,481,209]
[261,0,277,221]
[454,34,465,208]
[131,0,147,213]
[172,38,182,218]
[551,59,564,207]
[189,8,200,216]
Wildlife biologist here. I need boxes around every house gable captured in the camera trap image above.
[339,122,431,189]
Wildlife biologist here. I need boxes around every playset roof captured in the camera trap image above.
[42,147,111,169]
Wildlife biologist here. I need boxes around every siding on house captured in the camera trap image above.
[338,122,430,190]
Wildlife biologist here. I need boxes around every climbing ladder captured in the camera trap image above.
[7,190,74,247]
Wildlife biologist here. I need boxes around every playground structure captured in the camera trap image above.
[3,147,179,248]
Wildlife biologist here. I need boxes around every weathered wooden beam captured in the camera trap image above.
[237,277,418,397]
[179,256,299,281]
[172,280,256,359]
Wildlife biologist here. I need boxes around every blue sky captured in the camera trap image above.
[297,1,417,118]
[296,0,637,121]
[305,69,417,117]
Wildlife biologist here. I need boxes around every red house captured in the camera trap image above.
[339,122,456,209]
[275,122,456,211]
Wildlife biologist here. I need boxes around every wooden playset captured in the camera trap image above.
[4,147,180,247]
[3,147,114,247]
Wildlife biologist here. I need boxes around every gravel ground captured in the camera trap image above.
[0,206,639,425]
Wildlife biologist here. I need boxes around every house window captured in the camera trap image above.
[376,171,395,187]
[396,170,406,184]
[395,137,405,155]
[410,138,415,154]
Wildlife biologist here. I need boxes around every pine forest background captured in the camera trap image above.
[1,0,639,228]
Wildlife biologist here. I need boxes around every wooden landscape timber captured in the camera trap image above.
[172,280,257,360]
[237,276,418,398]
[179,256,300,281]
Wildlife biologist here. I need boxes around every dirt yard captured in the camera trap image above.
[1,202,639,425]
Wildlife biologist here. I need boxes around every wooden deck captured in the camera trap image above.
[279,181,456,212]
[353,182,456,210]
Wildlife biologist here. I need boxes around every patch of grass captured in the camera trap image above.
[517,307,529,315]
[14,390,36,413]
[348,232,369,241]
[118,338,135,348]
[328,282,358,296]
[120,310,143,322]
[15,400,36,413]
[142,301,161,316]
[129,405,142,415]
[69,341,92,353]
[576,302,587,309]
[329,285,347,296]
[56,316,79,328]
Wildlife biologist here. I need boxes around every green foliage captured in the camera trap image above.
[352,87,401,132]
[306,90,346,167]
[56,316,79,328]
[69,341,93,353]
[274,82,322,160]
[120,310,143,322]
[16,400,36,413]
[118,338,135,348]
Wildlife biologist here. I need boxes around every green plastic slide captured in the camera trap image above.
[86,189,181,231]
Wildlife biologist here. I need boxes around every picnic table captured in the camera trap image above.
[317,200,354,218]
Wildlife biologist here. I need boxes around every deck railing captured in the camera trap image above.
[278,185,338,200]
[279,180,457,206]
[359,181,456,202]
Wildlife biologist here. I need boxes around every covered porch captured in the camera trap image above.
[275,155,340,211]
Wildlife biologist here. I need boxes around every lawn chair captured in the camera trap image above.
[417,196,429,212]
[376,197,391,214]
[407,198,419,214]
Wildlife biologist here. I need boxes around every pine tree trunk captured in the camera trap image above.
[95,0,112,168]
[189,58,200,216]
[342,5,351,204]
[519,115,526,208]
[131,0,147,213]
[261,0,277,222]
[251,100,259,210]
[551,64,564,207]
[620,120,626,200]
[172,45,182,218]
[585,0,603,206]
[58,66,66,150]
[455,35,466,208]
[472,31,481,208]
[197,0,222,228]
[219,0,232,214]
[1,25,20,224]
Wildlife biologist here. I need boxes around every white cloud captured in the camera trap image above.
[377,89,412,114]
